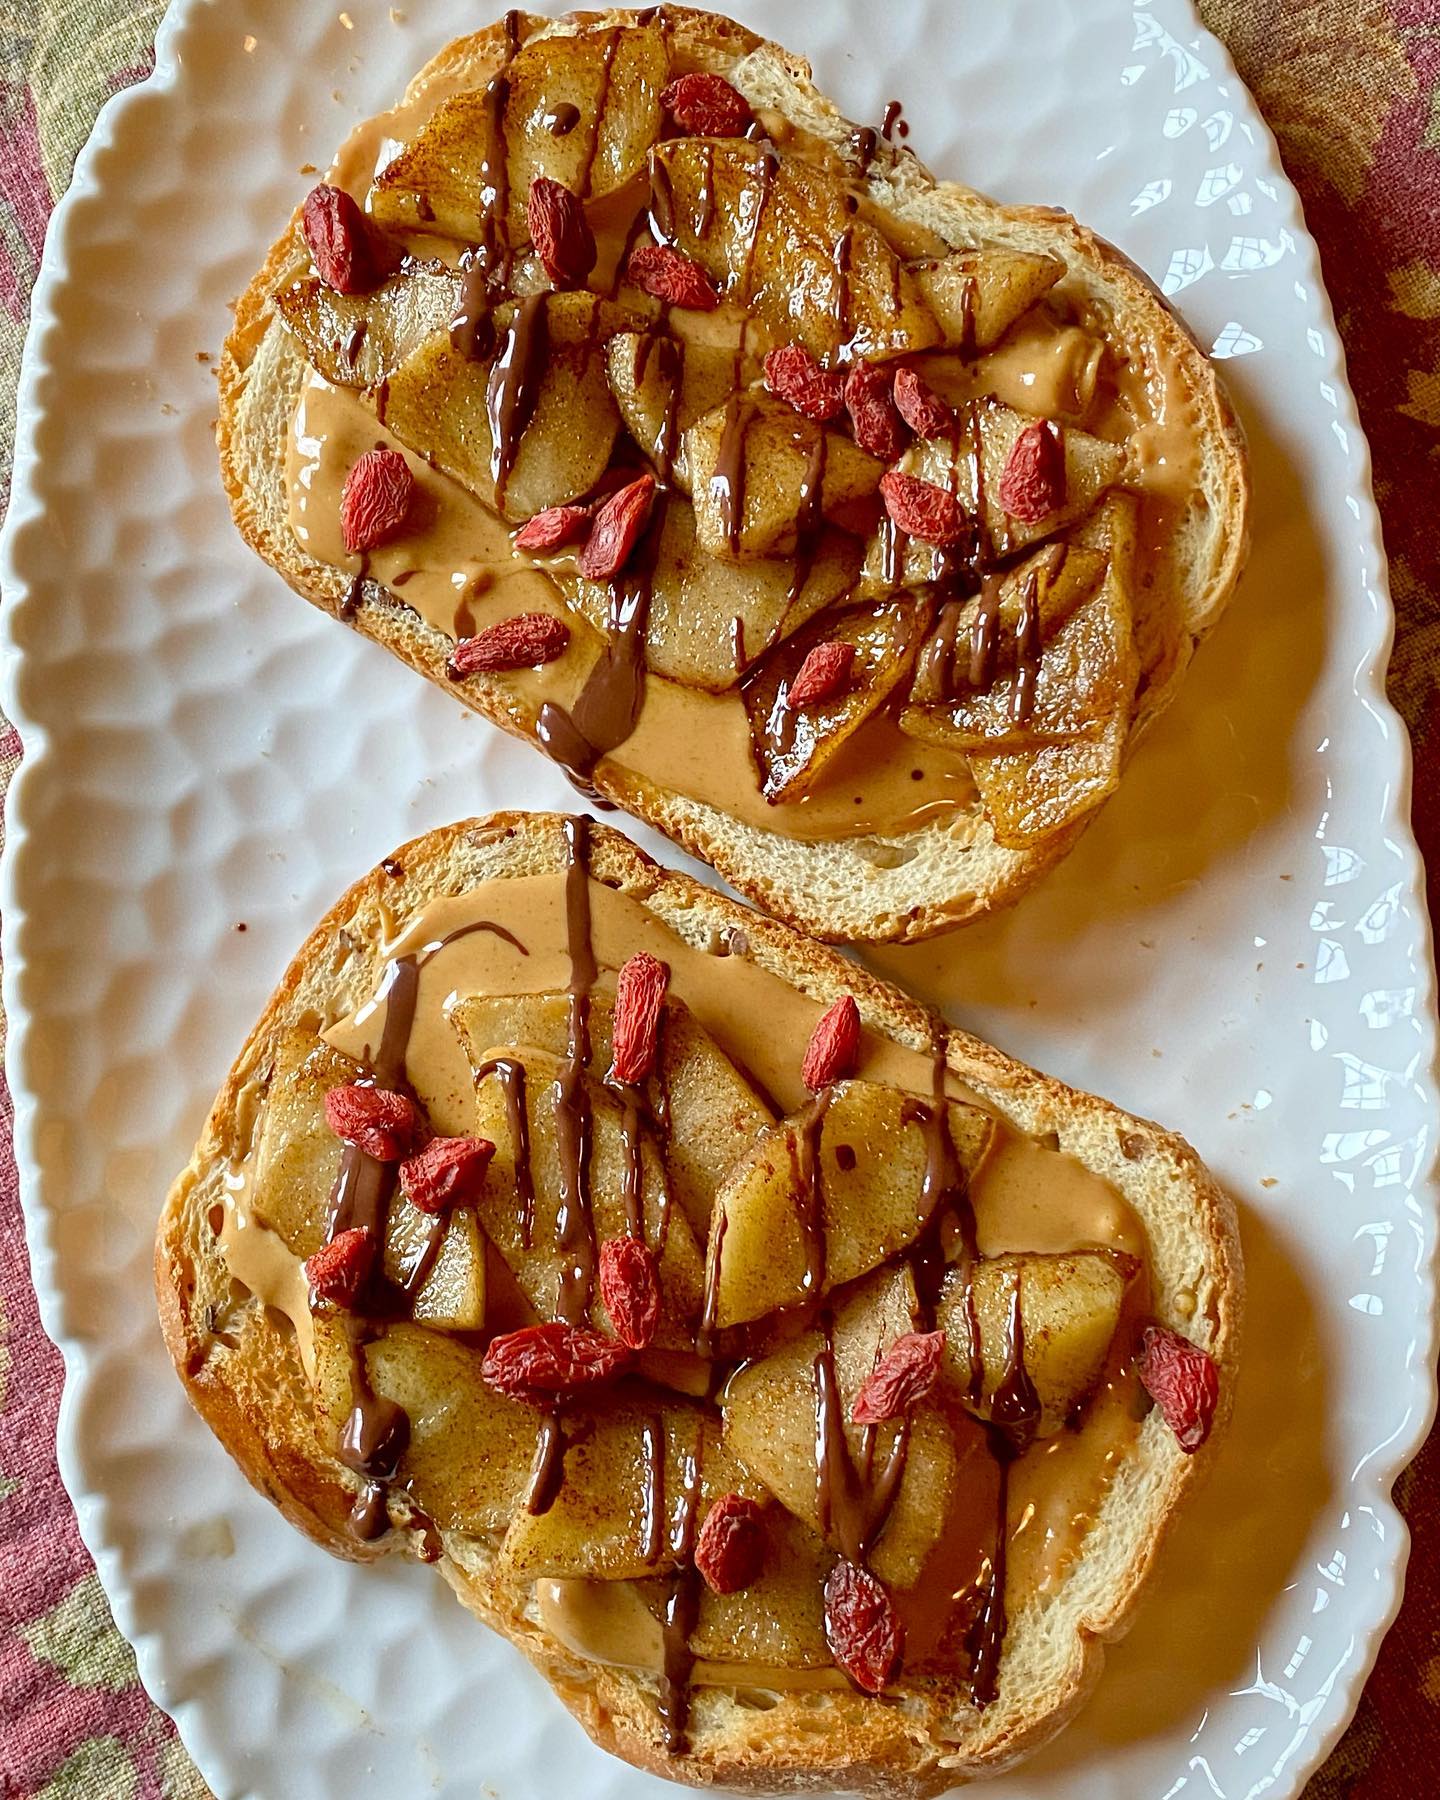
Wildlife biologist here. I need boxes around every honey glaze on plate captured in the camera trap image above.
[219,820,1152,1750]
[275,7,1201,851]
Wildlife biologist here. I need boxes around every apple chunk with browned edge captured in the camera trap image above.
[723,1266,985,1590]
[273,263,460,390]
[936,1251,1133,1437]
[705,1080,995,1330]
[247,1028,484,1330]
[370,22,667,240]
[446,1023,707,1350]
[450,990,774,1246]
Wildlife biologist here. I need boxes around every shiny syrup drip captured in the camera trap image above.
[1009,567,1041,725]
[525,816,599,1515]
[657,1437,704,1751]
[486,292,549,507]
[546,101,580,137]
[812,1322,909,1565]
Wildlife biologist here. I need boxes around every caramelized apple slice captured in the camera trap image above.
[312,1320,536,1531]
[861,399,1126,590]
[910,248,1064,351]
[382,293,625,519]
[557,496,860,692]
[369,86,506,238]
[900,541,1110,748]
[371,23,666,241]
[743,596,929,803]
[447,990,775,1245]
[684,392,883,560]
[604,315,760,486]
[447,1029,707,1348]
[501,23,667,239]
[500,1404,764,1580]
[970,715,1130,850]
[651,139,940,363]
[721,1267,959,1588]
[704,1080,995,1331]
[273,264,460,388]
[689,1508,835,1667]
[936,1251,1131,1437]
[249,1029,484,1328]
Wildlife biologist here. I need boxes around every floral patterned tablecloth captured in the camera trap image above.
[0,1,1436,1794]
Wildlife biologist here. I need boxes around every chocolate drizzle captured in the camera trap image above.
[657,1438,704,1751]
[487,293,549,507]
[546,101,581,137]
[813,1323,908,1564]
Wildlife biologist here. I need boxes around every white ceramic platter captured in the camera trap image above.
[2,1,1435,1796]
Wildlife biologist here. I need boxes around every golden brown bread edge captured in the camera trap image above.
[216,5,1251,948]
[156,810,1244,1794]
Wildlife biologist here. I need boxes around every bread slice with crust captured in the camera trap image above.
[156,810,1242,1793]
[217,6,1249,945]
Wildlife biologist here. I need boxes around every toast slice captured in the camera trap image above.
[156,811,1242,1792]
[217,7,1249,944]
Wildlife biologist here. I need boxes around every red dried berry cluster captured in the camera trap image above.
[763,345,845,422]
[785,640,855,711]
[304,1225,374,1309]
[802,995,862,1092]
[626,243,720,311]
[597,1236,663,1351]
[399,1135,495,1214]
[448,613,571,678]
[661,72,753,137]
[843,361,908,461]
[879,470,967,547]
[302,184,388,295]
[998,419,1066,522]
[339,448,415,555]
[323,1083,421,1160]
[694,1493,767,1594]
[526,175,597,288]
[609,951,669,1083]
[823,1560,904,1694]
[578,474,658,580]
[1138,1323,1218,1453]
[851,1330,947,1425]
[481,1323,633,1406]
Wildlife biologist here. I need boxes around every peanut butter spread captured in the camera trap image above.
[217,818,1153,1735]
[268,8,1208,856]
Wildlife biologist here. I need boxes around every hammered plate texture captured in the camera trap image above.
[1,3,1435,1798]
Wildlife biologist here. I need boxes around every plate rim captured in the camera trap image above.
[0,1,1435,1795]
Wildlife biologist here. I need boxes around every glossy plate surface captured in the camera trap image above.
[2,2,1435,1796]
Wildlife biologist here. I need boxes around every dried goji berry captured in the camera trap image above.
[481,1323,632,1405]
[399,1135,495,1214]
[514,503,592,552]
[301,184,387,295]
[609,951,669,1084]
[998,419,1066,522]
[763,345,846,422]
[878,470,967,546]
[892,366,952,438]
[786,641,855,710]
[823,1560,904,1693]
[448,613,571,677]
[526,175,597,287]
[627,243,720,311]
[340,447,415,554]
[304,1226,374,1309]
[843,361,907,461]
[1138,1323,1218,1453]
[578,474,657,580]
[661,72,752,137]
[323,1084,421,1160]
[597,1236,662,1351]
[802,995,861,1092]
[694,1493,767,1594]
[851,1330,947,1424]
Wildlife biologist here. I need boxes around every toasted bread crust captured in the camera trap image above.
[157,810,1243,1794]
[216,6,1249,946]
